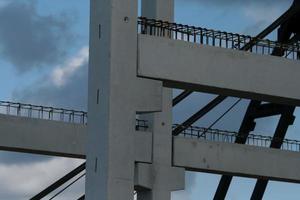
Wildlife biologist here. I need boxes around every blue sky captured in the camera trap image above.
[0,0,299,199]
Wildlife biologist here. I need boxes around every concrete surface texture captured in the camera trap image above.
[138,34,300,106]
[173,137,300,183]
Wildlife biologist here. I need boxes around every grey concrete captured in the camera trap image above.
[141,0,174,20]
[173,137,300,183]
[137,91,185,200]
[4,0,300,198]
[135,78,163,113]
[135,163,153,189]
[86,0,146,199]
[136,1,185,200]
[134,131,153,163]
[0,114,86,158]
[135,163,185,191]
[3,111,300,184]
[0,114,153,163]
[138,35,300,106]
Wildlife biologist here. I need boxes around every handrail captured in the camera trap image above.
[1,100,299,152]
[0,101,87,124]
[0,101,149,130]
[173,124,300,152]
[138,17,300,60]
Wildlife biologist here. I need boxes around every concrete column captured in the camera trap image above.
[142,0,174,21]
[86,0,138,199]
[137,0,185,199]
[137,91,185,200]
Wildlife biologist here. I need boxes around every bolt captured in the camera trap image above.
[124,16,129,23]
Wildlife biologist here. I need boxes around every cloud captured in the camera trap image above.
[0,1,75,73]
[51,47,89,87]
[4,1,298,199]
[2,47,88,199]
[0,3,86,199]
[0,0,9,8]
[0,157,84,200]
[13,46,88,110]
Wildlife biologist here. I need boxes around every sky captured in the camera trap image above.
[0,0,300,199]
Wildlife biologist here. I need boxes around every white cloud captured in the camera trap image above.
[51,47,89,87]
[0,157,84,199]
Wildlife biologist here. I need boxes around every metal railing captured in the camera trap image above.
[136,119,149,131]
[3,100,300,152]
[138,17,300,60]
[0,101,150,130]
[0,101,152,131]
[173,124,300,152]
[0,101,87,124]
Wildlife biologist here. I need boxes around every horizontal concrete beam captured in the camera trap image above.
[138,35,300,106]
[173,137,300,183]
[0,114,152,162]
[0,114,86,158]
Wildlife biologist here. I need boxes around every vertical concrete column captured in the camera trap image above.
[142,0,174,20]
[86,0,138,199]
[137,0,185,199]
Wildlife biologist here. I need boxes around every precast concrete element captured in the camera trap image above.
[134,131,153,163]
[3,0,300,198]
[137,90,185,200]
[135,163,185,192]
[86,0,165,199]
[86,0,138,198]
[173,137,300,183]
[0,114,86,158]
[141,0,174,20]
[0,114,153,163]
[136,2,185,199]
[138,35,300,106]
[135,78,163,113]
[3,111,300,184]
